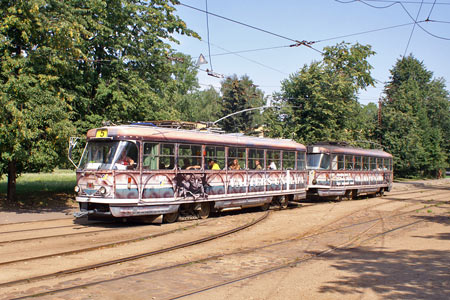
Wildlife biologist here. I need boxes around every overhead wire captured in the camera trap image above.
[337,0,450,40]
[403,0,425,56]
[205,0,213,71]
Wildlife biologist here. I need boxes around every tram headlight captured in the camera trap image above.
[312,179,317,185]
[99,186,107,195]
[74,186,80,193]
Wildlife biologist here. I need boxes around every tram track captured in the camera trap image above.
[11,195,447,300]
[6,190,446,299]
[0,211,270,290]
[1,185,447,299]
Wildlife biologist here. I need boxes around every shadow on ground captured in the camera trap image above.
[318,245,450,299]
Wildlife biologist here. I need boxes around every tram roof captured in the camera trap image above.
[307,144,392,158]
[86,125,306,151]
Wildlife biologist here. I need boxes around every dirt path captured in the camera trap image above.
[0,179,448,300]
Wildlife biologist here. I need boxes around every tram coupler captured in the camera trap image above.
[73,210,96,218]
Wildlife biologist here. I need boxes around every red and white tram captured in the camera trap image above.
[71,124,308,222]
[306,142,393,199]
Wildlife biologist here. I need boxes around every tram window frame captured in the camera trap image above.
[205,146,225,170]
[266,150,280,170]
[297,151,306,170]
[345,155,354,170]
[143,143,175,170]
[228,147,246,170]
[248,148,264,170]
[363,156,370,170]
[337,155,345,170]
[282,151,296,170]
[354,156,362,170]
[178,144,202,170]
[370,157,377,170]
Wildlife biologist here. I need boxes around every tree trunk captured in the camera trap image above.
[7,161,17,203]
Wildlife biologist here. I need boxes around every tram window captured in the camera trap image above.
[228,147,246,170]
[282,151,295,170]
[370,157,377,170]
[267,150,280,170]
[283,151,295,170]
[296,152,306,170]
[354,156,362,170]
[143,143,158,170]
[345,155,354,170]
[363,156,370,170]
[331,155,338,170]
[337,155,345,170]
[179,144,202,170]
[249,148,264,170]
[205,146,225,170]
[143,143,174,170]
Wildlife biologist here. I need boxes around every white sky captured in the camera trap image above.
[171,0,450,105]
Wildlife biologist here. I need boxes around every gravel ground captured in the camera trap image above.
[0,179,449,300]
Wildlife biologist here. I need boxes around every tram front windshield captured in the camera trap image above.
[307,153,331,170]
[79,141,138,170]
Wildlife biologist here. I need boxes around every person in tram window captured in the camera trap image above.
[208,159,220,170]
[229,159,241,170]
[269,161,277,170]
[119,150,135,166]
[254,160,263,170]
[184,158,201,170]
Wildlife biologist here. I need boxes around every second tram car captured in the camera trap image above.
[71,124,308,222]
[306,142,393,199]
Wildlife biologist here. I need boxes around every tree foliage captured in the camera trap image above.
[220,74,265,134]
[380,55,449,177]
[0,0,198,202]
[276,42,376,144]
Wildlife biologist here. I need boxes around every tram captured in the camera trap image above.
[70,123,308,222]
[306,142,393,199]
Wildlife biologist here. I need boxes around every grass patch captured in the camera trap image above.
[0,169,77,210]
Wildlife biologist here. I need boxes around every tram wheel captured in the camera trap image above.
[260,202,270,211]
[196,202,211,219]
[279,195,289,209]
[163,211,179,223]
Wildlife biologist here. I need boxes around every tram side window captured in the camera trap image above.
[179,144,202,170]
[143,143,158,170]
[337,155,345,170]
[205,146,225,170]
[296,151,306,170]
[228,147,246,170]
[363,156,370,170]
[345,155,354,170]
[376,158,382,170]
[267,150,280,170]
[282,151,295,170]
[354,156,362,170]
[143,143,174,170]
[249,148,264,170]
[370,157,377,170]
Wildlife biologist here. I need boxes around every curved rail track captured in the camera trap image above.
[0,211,270,290]
[7,192,448,300]
[1,183,448,299]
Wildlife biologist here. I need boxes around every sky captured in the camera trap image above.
[170,0,450,106]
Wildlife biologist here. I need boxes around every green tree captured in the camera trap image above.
[0,0,198,202]
[220,75,265,134]
[274,42,375,144]
[0,0,82,202]
[66,0,199,130]
[175,87,223,123]
[380,55,449,177]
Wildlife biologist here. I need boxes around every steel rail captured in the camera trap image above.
[0,211,270,289]
[0,220,209,267]
[10,197,448,300]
